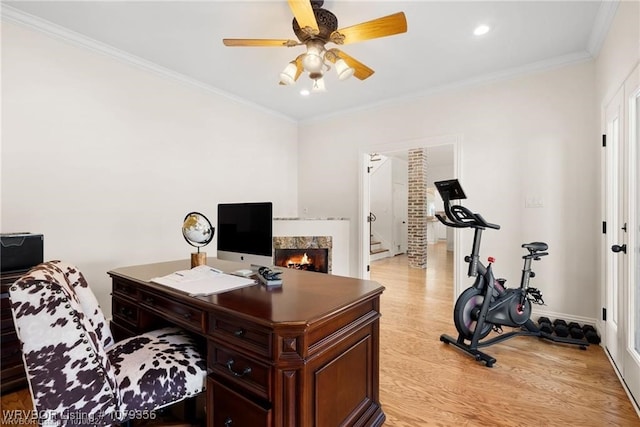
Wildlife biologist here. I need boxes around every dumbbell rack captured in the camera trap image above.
[441,319,589,368]
[537,317,601,345]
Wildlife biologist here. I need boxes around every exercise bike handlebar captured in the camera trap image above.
[437,204,501,230]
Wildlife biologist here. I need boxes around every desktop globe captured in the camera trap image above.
[182,212,214,267]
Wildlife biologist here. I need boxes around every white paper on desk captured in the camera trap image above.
[150,265,255,296]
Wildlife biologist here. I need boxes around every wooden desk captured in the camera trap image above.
[108,259,386,427]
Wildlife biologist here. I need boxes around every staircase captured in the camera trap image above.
[370,237,389,258]
[368,212,390,260]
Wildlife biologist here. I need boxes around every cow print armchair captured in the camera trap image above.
[8,261,207,426]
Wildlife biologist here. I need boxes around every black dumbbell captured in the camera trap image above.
[554,323,569,337]
[553,319,567,327]
[568,322,581,330]
[569,327,584,339]
[539,322,553,334]
[538,316,551,325]
[582,325,601,344]
[565,322,584,339]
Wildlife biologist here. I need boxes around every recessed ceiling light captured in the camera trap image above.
[300,89,310,96]
[474,25,490,36]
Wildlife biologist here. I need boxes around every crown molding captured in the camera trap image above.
[301,51,594,125]
[587,0,619,56]
[2,3,610,126]
[1,5,296,123]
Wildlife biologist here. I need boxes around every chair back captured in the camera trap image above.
[46,261,115,350]
[9,261,120,426]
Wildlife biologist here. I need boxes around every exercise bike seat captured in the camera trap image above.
[522,242,548,252]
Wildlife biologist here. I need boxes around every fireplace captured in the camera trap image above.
[273,236,332,274]
[274,248,329,273]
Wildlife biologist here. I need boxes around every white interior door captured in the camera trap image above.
[623,65,640,406]
[604,66,640,410]
[604,86,625,371]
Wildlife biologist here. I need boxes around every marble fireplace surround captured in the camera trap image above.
[273,236,333,273]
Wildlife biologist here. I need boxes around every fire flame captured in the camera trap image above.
[285,252,313,268]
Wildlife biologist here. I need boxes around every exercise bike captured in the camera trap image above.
[435,179,587,367]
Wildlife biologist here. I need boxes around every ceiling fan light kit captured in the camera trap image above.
[279,62,299,85]
[335,58,354,81]
[311,76,326,93]
[302,41,325,73]
[223,0,407,92]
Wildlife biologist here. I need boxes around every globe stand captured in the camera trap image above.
[191,252,206,268]
[182,211,214,269]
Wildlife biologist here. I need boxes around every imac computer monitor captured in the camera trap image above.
[217,202,273,266]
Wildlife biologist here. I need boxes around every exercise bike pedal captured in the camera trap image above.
[527,287,545,305]
[493,325,503,334]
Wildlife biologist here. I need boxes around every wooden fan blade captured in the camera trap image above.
[327,49,374,80]
[293,55,305,80]
[332,12,407,45]
[223,39,298,47]
[288,0,319,32]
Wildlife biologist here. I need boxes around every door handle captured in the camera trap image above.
[611,244,627,254]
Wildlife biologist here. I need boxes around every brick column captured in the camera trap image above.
[407,148,427,268]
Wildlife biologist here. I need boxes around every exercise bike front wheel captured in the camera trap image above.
[454,287,492,340]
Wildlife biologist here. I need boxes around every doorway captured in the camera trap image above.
[358,135,461,296]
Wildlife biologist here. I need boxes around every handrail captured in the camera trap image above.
[368,212,377,249]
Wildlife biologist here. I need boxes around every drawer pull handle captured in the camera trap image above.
[119,307,133,317]
[143,296,155,305]
[182,312,192,320]
[224,417,233,427]
[226,359,251,378]
[233,329,245,337]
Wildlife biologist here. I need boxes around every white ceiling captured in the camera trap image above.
[3,1,612,122]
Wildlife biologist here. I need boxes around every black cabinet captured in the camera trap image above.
[1,233,44,394]
[1,270,28,394]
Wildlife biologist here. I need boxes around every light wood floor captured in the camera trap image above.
[373,242,639,426]
[2,243,638,426]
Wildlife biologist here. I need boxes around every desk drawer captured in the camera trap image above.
[112,298,138,328]
[112,279,138,301]
[1,363,27,395]
[1,331,23,367]
[208,378,271,427]
[1,295,15,334]
[140,291,205,333]
[209,313,271,357]
[208,342,271,400]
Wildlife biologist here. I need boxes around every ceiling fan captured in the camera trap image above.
[222,0,407,92]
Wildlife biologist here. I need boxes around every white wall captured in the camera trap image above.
[298,61,599,320]
[595,1,639,108]
[1,23,299,314]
